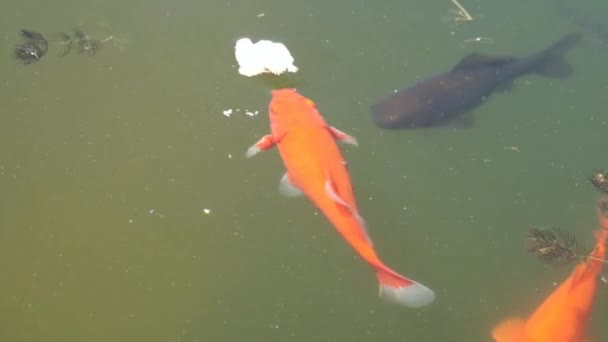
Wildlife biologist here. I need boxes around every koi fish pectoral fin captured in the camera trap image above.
[328,126,358,147]
[279,173,303,197]
[324,179,373,246]
[491,318,526,342]
[245,134,276,158]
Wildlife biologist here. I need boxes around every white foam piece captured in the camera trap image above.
[234,38,298,77]
[379,282,436,308]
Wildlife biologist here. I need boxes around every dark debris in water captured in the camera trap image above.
[14,27,115,64]
[14,29,48,65]
[589,170,608,195]
[526,227,583,265]
[57,29,112,57]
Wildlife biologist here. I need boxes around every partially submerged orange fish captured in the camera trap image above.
[492,207,608,341]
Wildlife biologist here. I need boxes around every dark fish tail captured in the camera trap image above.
[527,32,581,78]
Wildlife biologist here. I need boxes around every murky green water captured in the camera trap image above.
[1,0,607,341]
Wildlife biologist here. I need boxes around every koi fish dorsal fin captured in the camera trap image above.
[569,263,588,291]
[324,178,373,246]
[452,53,517,71]
[491,318,526,342]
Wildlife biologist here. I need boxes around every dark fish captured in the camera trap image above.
[370,33,581,129]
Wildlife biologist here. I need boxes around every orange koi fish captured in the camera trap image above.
[246,88,435,307]
[492,207,608,341]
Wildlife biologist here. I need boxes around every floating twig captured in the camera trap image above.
[527,227,580,265]
[526,227,605,265]
[450,0,474,22]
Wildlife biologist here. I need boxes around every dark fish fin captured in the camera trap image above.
[495,80,515,92]
[535,59,572,77]
[534,32,581,78]
[446,113,475,128]
[452,53,517,71]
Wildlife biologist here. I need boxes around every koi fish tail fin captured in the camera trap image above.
[491,318,526,342]
[375,266,435,308]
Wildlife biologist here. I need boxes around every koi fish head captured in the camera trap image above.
[268,88,324,135]
[270,88,315,116]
